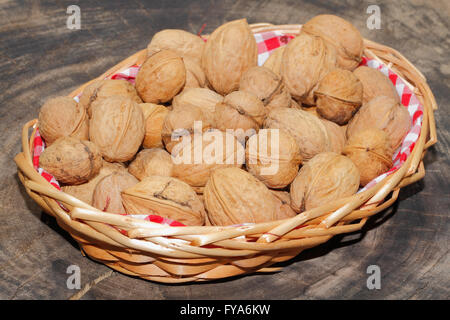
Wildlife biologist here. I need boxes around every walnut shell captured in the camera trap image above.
[183,57,207,89]
[62,161,126,205]
[171,129,245,188]
[89,96,145,162]
[135,50,186,103]
[203,167,289,226]
[147,29,205,64]
[172,87,223,126]
[122,176,206,226]
[246,129,302,189]
[240,66,292,111]
[128,148,173,181]
[38,96,89,145]
[301,14,363,71]
[262,46,285,76]
[281,32,337,105]
[290,152,360,212]
[161,105,212,153]
[264,108,331,161]
[92,171,139,214]
[39,137,102,185]
[214,91,265,143]
[346,96,411,150]
[315,69,363,125]
[202,19,258,95]
[79,79,142,118]
[343,128,393,186]
[139,103,169,149]
[353,66,400,104]
[320,118,347,154]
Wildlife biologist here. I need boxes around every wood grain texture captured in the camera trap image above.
[0,0,449,299]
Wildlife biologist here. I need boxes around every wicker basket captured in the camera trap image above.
[14,23,438,284]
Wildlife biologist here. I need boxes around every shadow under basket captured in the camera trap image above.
[14,23,438,284]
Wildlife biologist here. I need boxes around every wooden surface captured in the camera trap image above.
[1,0,449,300]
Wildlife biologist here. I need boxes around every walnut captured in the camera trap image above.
[78,79,142,118]
[139,103,169,149]
[38,96,89,145]
[202,19,258,95]
[92,171,139,214]
[62,161,126,205]
[122,176,206,226]
[89,96,145,162]
[147,29,205,64]
[39,137,102,185]
[353,66,400,104]
[240,66,292,111]
[214,91,265,143]
[128,148,173,181]
[171,129,245,188]
[343,128,393,186]
[301,14,364,71]
[281,32,337,105]
[346,96,411,150]
[135,50,186,103]
[264,108,331,161]
[290,152,360,212]
[315,69,363,125]
[203,167,291,226]
[246,129,302,189]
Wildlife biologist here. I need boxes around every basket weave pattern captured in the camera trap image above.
[15,24,438,283]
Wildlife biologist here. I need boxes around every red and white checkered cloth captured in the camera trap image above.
[39,30,423,223]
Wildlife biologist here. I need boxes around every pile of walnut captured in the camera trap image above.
[38,15,412,226]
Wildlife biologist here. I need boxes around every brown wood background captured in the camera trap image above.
[0,0,449,300]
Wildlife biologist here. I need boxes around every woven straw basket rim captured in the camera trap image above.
[15,23,438,284]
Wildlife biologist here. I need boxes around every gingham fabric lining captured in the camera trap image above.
[34,30,424,225]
